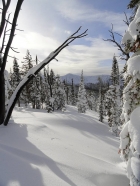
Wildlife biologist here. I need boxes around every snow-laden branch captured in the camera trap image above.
[3,26,88,126]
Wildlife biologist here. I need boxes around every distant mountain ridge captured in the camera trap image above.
[60,73,110,85]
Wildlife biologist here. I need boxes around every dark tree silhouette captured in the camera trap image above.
[0,0,24,124]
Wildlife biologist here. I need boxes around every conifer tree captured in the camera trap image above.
[21,50,34,107]
[77,70,88,113]
[52,74,66,110]
[69,79,76,106]
[98,86,104,122]
[43,67,51,110]
[10,58,21,107]
[47,69,56,110]
[4,70,11,110]
[105,56,121,134]
[33,56,41,109]
[87,92,96,110]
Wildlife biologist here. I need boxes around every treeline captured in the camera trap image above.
[6,50,99,113]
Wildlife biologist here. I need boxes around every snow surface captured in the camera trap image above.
[0,105,129,186]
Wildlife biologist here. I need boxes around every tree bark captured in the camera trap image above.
[0,73,5,124]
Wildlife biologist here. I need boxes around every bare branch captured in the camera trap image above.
[0,13,10,54]
[103,24,130,61]
[5,18,12,24]
[123,12,130,26]
[10,47,19,53]
[1,0,24,73]
[5,28,11,32]
[54,58,58,61]
[114,32,123,37]
[0,0,11,38]
[16,28,24,31]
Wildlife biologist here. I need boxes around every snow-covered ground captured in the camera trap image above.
[0,105,129,186]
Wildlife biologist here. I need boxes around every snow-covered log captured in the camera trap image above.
[3,27,88,126]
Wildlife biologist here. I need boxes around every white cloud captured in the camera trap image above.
[64,30,71,35]
[55,0,128,34]
[6,31,124,76]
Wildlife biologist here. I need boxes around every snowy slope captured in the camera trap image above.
[60,73,110,84]
[0,105,129,186]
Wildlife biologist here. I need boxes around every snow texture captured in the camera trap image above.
[127,55,140,76]
[129,6,140,39]
[0,105,129,186]
[122,31,134,45]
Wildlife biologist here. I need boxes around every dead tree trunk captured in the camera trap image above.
[0,0,24,124]
[0,72,5,124]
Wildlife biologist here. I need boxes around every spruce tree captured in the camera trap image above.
[105,56,121,134]
[69,79,76,106]
[98,86,104,122]
[43,67,51,111]
[77,70,88,113]
[21,50,34,107]
[4,70,11,110]
[52,75,66,110]
[47,69,56,110]
[10,58,21,107]
[87,92,96,110]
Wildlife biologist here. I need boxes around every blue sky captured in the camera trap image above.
[6,0,131,75]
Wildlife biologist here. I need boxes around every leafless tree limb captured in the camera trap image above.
[0,0,11,37]
[123,12,130,26]
[1,0,24,73]
[10,47,19,53]
[0,13,10,54]
[103,24,130,61]
[16,28,24,31]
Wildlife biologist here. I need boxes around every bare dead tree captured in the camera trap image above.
[3,26,88,126]
[103,24,130,61]
[0,0,24,124]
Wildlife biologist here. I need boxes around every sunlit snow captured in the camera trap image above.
[0,105,129,186]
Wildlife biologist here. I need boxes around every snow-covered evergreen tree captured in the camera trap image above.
[87,92,96,110]
[4,70,11,111]
[10,58,21,107]
[52,74,66,110]
[105,56,121,134]
[98,86,104,122]
[21,50,34,107]
[77,70,88,113]
[47,69,56,111]
[43,67,51,111]
[119,5,140,186]
[69,79,76,106]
